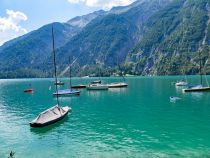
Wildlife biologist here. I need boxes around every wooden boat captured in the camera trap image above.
[71,84,87,89]
[54,80,64,85]
[87,84,108,90]
[91,80,101,84]
[24,89,34,93]
[30,105,70,127]
[107,82,128,88]
[53,89,80,96]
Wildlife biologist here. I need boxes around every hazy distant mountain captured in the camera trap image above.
[0,0,209,78]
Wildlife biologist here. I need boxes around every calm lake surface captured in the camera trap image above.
[0,76,210,158]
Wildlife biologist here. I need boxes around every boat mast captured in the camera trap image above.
[199,50,203,85]
[69,57,72,89]
[117,56,125,82]
[52,25,59,105]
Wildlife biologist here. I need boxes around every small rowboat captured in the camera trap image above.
[71,84,87,89]
[24,89,34,93]
[107,82,128,88]
[87,84,108,90]
[30,105,70,127]
[53,89,80,96]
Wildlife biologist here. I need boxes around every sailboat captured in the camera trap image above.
[107,58,128,88]
[175,29,189,87]
[71,66,87,89]
[175,71,188,86]
[71,84,87,89]
[183,51,210,92]
[30,25,70,127]
[91,80,101,84]
[87,83,108,90]
[53,57,80,96]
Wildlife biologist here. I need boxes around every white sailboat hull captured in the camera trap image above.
[87,84,108,90]
[107,82,128,88]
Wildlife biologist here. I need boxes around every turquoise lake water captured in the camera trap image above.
[0,76,210,158]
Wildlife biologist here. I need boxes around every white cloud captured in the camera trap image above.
[68,0,135,9]
[0,9,28,46]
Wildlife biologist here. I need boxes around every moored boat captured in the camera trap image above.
[182,50,210,92]
[54,80,64,85]
[24,89,34,93]
[53,56,81,96]
[183,85,210,92]
[91,80,101,84]
[87,84,108,90]
[71,84,87,89]
[175,81,188,86]
[30,25,71,128]
[107,82,128,88]
[30,105,70,127]
[53,89,80,96]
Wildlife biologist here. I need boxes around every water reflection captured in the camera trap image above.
[108,87,127,92]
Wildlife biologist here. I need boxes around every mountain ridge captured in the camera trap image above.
[0,0,209,78]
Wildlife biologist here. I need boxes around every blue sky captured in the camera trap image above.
[0,0,135,45]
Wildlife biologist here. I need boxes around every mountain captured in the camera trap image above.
[55,0,172,76]
[67,10,106,28]
[0,22,81,78]
[0,0,209,78]
[128,0,210,75]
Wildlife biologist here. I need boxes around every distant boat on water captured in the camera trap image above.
[53,54,80,96]
[82,75,89,78]
[175,81,188,86]
[24,84,34,93]
[183,50,210,92]
[24,89,34,93]
[107,82,128,88]
[54,80,64,85]
[53,89,80,96]
[71,84,87,89]
[91,80,101,84]
[108,60,128,88]
[87,84,108,90]
[183,85,210,92]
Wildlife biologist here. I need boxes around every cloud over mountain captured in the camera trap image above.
[67,0,135,9]
[0,9,28,45]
